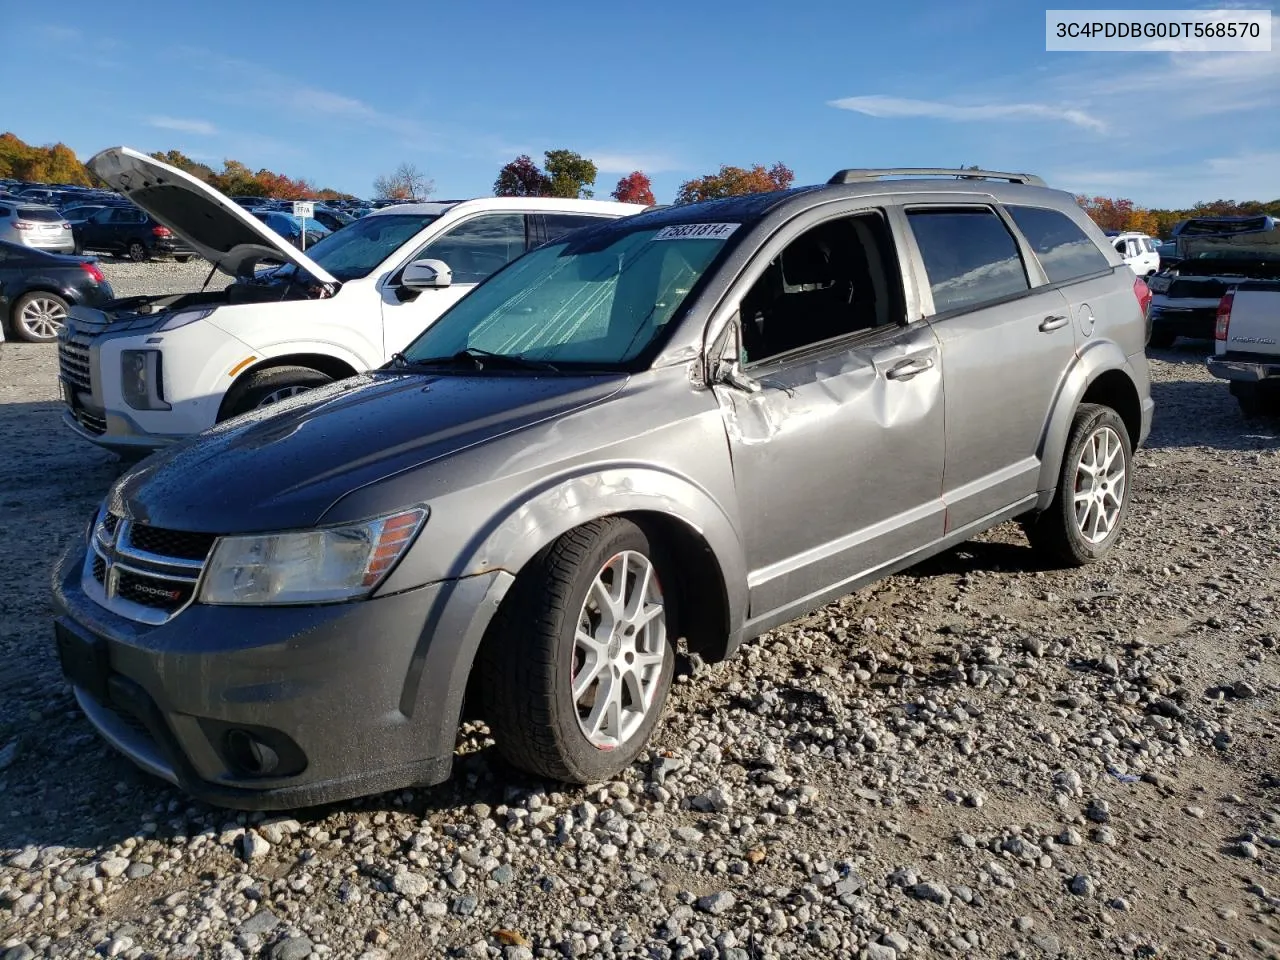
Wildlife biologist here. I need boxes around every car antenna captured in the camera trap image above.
[200,260,218,292]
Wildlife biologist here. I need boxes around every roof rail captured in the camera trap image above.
[828,167,1046,187]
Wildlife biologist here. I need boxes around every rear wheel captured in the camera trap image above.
[1023,404,1132,567]
[1232,382,1280,420]
[1146,328,1176,349]
[219,365,333,420]
[11,291,69,342]
[175,255,192,264]
[481,518,676,783]
[127,240,148,262]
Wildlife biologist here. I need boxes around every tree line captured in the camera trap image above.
[5,132,1277,229]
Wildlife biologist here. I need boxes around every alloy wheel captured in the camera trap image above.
[256,385,311,407]
[1073,425,1126,544]
[18,296,67,340]
[572,550,667,749]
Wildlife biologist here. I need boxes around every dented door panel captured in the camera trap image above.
[715,321,945,617]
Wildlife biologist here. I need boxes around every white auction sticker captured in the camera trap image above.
[651,223,740,241]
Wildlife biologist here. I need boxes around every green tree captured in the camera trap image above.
[543,149,597,199]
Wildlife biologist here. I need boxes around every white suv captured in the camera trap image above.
[58,147,644,452]
[1110,232,1160,277]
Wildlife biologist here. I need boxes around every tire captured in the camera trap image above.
[175,255,192,264]
[127,240,148,262]
[1146,328,1176,349]
[1232,382,1280,420]
[11,291,70,343]
[219,365,333,420]
[1023,404,1133,567]
[481,517,677,783]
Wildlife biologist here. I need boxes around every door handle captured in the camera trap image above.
[885,357,935,381]
[1039,314,1070,332]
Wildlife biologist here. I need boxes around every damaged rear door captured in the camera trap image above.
[712,207,945,618]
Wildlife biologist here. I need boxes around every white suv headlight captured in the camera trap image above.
[198,508,427,605]
[158,307,216,331]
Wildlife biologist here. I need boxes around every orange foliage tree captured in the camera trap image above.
[675,162,794,204]
[611,171,655,205]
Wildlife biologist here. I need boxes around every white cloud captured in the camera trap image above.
[827,95,1106,131]
[147,116,217,136]
[588,152,682,174]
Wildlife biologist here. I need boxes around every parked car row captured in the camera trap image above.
[42,150,1156,811]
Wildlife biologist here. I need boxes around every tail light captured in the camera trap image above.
[1132,275,1151,316]
[1215,291,1234,341]
[152,225,172,237]
[13,221,31,231]
[79,261,105,284]
[62,221,72,230]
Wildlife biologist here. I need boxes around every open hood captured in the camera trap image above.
[86,146,337,283]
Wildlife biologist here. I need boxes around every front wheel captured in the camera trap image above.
[481,518,676,783]
[1023,404,1133,567]
[219,365,333,420]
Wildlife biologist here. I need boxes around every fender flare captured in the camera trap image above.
[391,464,750,718]
[1034,339,1140,506]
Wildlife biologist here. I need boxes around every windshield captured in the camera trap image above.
[294,212,440,281]
[402,223,740,369]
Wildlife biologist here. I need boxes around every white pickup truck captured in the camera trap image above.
[58,147,644,453]
[1208,280,1280,418]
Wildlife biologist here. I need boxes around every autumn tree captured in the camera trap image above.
[373,162,432,201]
[1075,196,1137,233]
[675,162,795,204]
[611,171,655,205]
[494,150,598,198]
[0,133,90,184]
[543,149,597,199]
[494,155,552,197]
[149,150,217,184]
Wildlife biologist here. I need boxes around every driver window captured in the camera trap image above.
[737,211,902,365]
[418,214,527,285]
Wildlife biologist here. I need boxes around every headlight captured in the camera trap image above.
[158,307,215,331]
[198,508,428,605]
[121,350,171,411]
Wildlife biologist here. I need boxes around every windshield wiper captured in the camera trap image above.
[398,347,560,373]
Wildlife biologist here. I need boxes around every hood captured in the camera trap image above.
[108,371,626,533]
[86,146,337,283]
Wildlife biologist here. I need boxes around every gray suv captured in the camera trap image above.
[52,169,1154,809]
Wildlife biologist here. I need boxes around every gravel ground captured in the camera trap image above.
[92,258,232,300]
[0,300,1278,959]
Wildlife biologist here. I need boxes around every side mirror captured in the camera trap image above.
[401,258,453,290]
[706,318,761,393]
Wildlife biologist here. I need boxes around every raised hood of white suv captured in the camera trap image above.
[87,146,337,284]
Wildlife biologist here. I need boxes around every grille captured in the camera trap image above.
[127,525,217,561]
[102,513,118,536]
[116,570,196,610]
[1168,277,1228,300]
[92,555,106,583]
[58,338,92,392]
[74,409,106,435]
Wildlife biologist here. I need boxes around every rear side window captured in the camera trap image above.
[0,206,9,217]
[1142,237,1156,253]
[907,208,1029,314]
[18,207,61,222]
[544,214,608,242]
[1006,205,1111,284]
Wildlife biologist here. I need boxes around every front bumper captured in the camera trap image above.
[1207,356,1280,383]
[52,539,512,809]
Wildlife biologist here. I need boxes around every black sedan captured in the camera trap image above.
[0,240,115,343]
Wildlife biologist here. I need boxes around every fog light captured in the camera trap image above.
[225,729,280,776]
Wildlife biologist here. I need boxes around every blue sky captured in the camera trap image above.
[2,0,1276,207]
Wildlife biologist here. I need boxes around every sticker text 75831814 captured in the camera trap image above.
[651,223,740,242]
